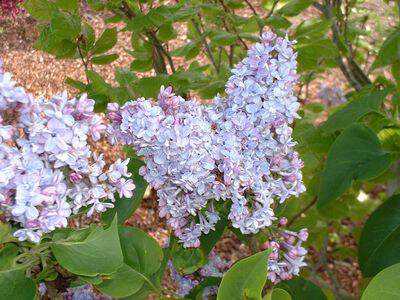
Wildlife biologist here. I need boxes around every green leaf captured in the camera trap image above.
[65,77,87,92]
[297,38,337,72]
[157,23,177,41]
[212,31,237,46]
[86,70,111,95]
[51,217,123,276]
[200,216,228,256]
[295,19,332,41]
[359,195,400,277]
[372,27,400,69]
[91,53,119,65]
[24,0,56,21]
[172,246,207,275]
[217,250,271,300]
[50,12,81,40]
[55,0,78,12]
[264,16,292,30]
[378,127,400,152]
[0,268,36,300]
[102,156,147,224]
[118,226,163,278]
[95,264,145,298]
[199,80,226,99]
[0,244,18,270]
[277,277,327,300]
[91,27,118,55]
[361,263,400,300]
[87,0,105,11]
[318,124,391,208]
[133,76,167,98]
[130,59,153,72]
[278,0,313,17]
[264,288,292,300]
[321,88,389,133]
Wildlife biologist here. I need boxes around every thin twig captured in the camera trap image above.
[192,16,219,72]
[287,196,317,227]
[76,39,89,83]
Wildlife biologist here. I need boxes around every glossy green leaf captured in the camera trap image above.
[55,0,78,12]
[264,288,292,300]
[200,216,228,256]
[172,246,207,275]
[118,226,163,277]
[217,250,270,300]
[321,88,389,133]
[65,77,87,92]
[359,195,400,277]
[264,16,292,30]
[24,0,56,21]
[92,27,118,55]
[51,217,123,276]
[277,278,326,300]
[278,0,313,17]
[0,268,36,300]
[362,263,400,300]
[0,244,18,271]
[158,23,177,41]
[372,27,400,69]
[318,124,391,208]
[212,31,237,46]
[95,264,145,298]
[91,53,119,65]
[51,12,81,40]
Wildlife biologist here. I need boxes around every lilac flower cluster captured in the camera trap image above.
[264,218,308,284]
[107,87,219,248]
[0,0,23,19]
[0,67,134,243]
[107,32,306,249]
[209,32,305,234]
[169,251,231,298]
[62,284,111,300]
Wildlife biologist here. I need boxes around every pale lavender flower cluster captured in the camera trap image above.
[62,284,111,300]
[107,87,219,248]
[264,219,308,284]
[169,251,230,298]
[209,32,305,234]
[107,32,306,249]
[0,68,134,243]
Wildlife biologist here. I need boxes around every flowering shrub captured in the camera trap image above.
[1,0,400,299]
[0,0,23,18]
[0,67,134,243]
[107,32,306,250]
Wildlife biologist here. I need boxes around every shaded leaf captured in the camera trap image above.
[51,217,123,276]
[361,263,400,300]
[217,250,270,300]
[359,195,400,277]
[318,124,391,208]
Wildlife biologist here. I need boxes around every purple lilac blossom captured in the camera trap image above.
[107,87,219,248]
[107,32,306,249]
[0,67,134,243]
[62,284,111,300]
[263,226,308,284]
[209,32,305,234]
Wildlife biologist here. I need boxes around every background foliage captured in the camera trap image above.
[1,0,400,299]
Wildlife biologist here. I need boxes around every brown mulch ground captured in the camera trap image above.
[0,2,365,298]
